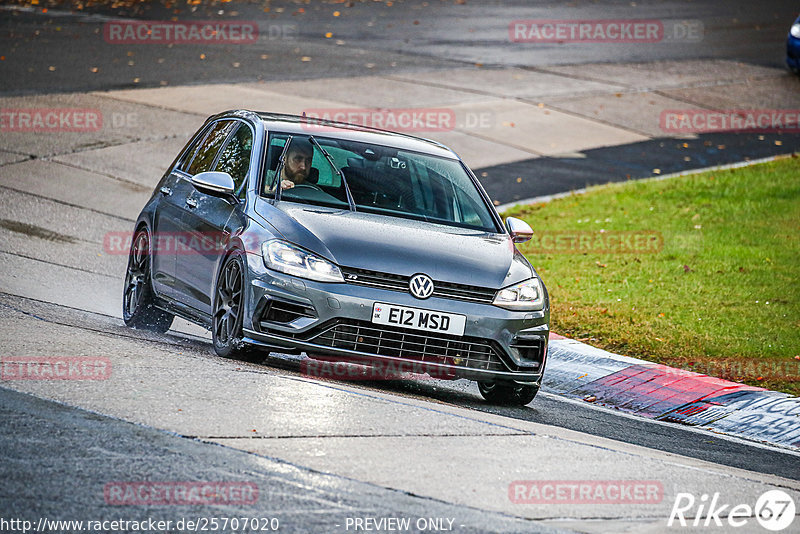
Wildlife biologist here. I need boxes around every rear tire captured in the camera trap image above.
[478,381,539,406]
[212,252,264,363]
[122,229,174,333]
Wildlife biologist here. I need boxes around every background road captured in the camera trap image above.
[3,0,799,205]
[2,1,800,532]
[1,0,799,94]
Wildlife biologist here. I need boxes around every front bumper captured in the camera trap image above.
[241,253,549,383]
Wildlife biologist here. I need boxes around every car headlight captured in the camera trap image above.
[792,23,800,38]
[262,240,344,283]
[493,277,544,311]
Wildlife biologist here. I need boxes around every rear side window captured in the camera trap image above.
[186,120,235,176]
[215,123,253,199]
[174,128,207,172]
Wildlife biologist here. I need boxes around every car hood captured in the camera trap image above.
[254,200,534,289]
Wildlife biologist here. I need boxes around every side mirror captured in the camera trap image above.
[191,171,235,197]
[506,217,533,244]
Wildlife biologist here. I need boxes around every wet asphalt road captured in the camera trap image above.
[2,2,800,530]
[2,0,799,471]
[0,385,555,533]
[4,293,799,484]
[1,0,799,96]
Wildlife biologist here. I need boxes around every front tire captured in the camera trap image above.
[122,229,174,333]
[212,252,264,363]
[478,381,539,406]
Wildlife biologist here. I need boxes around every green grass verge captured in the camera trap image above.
[504,156,800,395]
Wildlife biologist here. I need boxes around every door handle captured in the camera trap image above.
[160,186,172,196]
[185,198,198,209]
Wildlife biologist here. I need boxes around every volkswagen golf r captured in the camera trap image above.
[123,111,550,405]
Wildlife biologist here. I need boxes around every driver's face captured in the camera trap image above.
[283,150,312,183]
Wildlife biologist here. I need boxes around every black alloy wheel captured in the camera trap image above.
[122,229,174,333]
[212,252,264,363]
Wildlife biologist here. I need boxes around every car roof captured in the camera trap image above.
[214,110,461,160]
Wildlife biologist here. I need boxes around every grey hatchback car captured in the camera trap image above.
[123,111,549,405]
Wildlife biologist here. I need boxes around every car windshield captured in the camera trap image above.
[262,133,500,233]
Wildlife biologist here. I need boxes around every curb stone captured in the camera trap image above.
[544,335,800,450]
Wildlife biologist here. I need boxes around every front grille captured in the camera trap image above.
[307,319,507,372]
[340,267,496,304]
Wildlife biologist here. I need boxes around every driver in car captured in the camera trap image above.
[273,138,314,191]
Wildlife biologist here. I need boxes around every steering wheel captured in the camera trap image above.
[289,183,324,192]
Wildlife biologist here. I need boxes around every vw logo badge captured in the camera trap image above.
[409,274,434,299]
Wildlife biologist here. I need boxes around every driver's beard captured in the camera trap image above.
[284,167,308,183]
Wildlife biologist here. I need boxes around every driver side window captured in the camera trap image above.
[261,134,349,208]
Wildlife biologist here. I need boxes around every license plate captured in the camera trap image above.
[371,303,466,337]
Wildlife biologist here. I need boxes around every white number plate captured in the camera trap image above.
[371,303,466,337]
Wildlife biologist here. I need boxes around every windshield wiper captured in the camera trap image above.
[309,135,357,212]
[273,135,293,204]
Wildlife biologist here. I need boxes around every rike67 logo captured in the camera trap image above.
[668,490,795,531]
